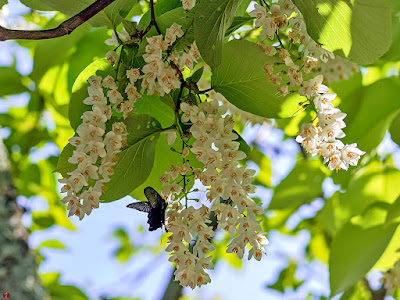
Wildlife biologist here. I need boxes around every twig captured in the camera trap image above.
[0,0,116,41]
[140,0,161,38]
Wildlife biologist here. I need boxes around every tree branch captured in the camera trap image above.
[0,0,116,41]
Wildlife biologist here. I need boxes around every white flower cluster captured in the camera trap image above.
[160,100,268,288]
[166,203,214,289]
[295,76,365,171]
[59,75,129,219]
[381,259,400,290]
[249,0,334,63]
[314,55,359,84]
[132,23,200,96]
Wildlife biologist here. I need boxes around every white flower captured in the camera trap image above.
[67,171,88,192]
[341,143,365,168]
[81,187,101,215]
[88,76,102,88]
[81,105,108,129]
[314,93,336,111]
[295,123,318,143]
[102,75,118,90]
[77,124,105,141]
[106,50,119,66]
[107,89,123,104]
[83,86,107,106]
[249,4,268,27]
[126,68,141,83]
[182,0,196,10]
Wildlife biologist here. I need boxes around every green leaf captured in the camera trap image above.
[38,240,66,250]
[341,78,400,153]
[269,159,327,210]
[135,94,175,128]
[0,66,27,97]
[194,0,242,68]
[381,18,400,61]
[233,130,251,159]
[39,0,138,28]
[102,114,163,201]
[20,0,53,10]
[189,67,204,83]
[329,222,397,296]
[268,262,304,292]
[0,0,7,9]
[48,285,89,300]
[55,143,76,177]
[211,40,306,119]
[390,112,400,147]
[225,16,253,36]
[69,58,114,131]
[292,0,392,65]
[320,162,400,234]
[130,133,203,200]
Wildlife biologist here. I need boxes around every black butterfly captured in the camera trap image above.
[126,187,167,231]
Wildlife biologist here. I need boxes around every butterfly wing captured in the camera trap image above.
[143,186,167,231]
[126,201,151,213]
[144,186,164,208]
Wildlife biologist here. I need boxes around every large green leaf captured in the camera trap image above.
[340,78,400,153]
[329,222,397,296]
[194,0,242,68]
[269,159,327,210]
[102,114,163,201]
[135,94,174,128]
[211,40,306,119]
[0,66,27,97]
[292,0,392,65]
[39,0,137,28]
[69,58,114,131]
[320,162,400,234]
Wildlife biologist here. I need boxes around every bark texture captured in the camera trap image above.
[0,137,47,299]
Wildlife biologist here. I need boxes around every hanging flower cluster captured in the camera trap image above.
[134,23,200,96]
[248,0,365,169]
[295,76,365,171]
[59,75,129,219]
[160,100,268,288]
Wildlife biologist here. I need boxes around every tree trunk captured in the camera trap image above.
[0,136,47,299]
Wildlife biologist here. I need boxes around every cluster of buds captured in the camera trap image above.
[295,75,365,171]
[59,74,129,219]
[161,100,268,288]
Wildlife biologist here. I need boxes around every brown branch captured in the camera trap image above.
[0,0,116,41]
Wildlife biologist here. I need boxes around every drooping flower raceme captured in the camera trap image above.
[161,100,268,288]
[59,73,129,219]
[295,77,365,171]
